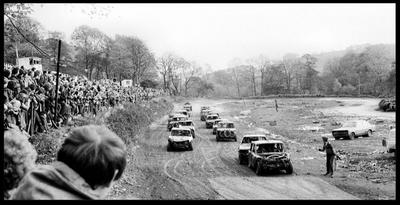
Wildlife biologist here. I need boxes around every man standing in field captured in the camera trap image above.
[275,99,278,112]
[318,136,337,177]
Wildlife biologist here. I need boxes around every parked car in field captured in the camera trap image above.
[184,102,192,111]
[216,121,237,141]
[178,120,196,138]
[167,114,188,131]
[332,120,375,140]
[212,118,227,134]
[200,109,211,121]
[238,135,268,164]
[247,140,293,175]
[382,128,396,154]
[205,114,220,129]
[167,127,193,151]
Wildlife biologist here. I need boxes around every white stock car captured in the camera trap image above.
[332,120,375,140]
[167,127,194,151]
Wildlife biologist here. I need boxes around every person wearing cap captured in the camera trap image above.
[12,125,127,200]
[318,136,337,177]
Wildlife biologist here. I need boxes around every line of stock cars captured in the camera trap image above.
[165,102,396,175]
[166,102,294,175]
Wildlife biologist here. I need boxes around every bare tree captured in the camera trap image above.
[181,61,202,96]
[231,67,241,97]
[282,53,299,93]
[247,55,270,96]
[156,53,175,90]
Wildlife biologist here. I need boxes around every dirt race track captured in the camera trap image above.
[108,97,398,200]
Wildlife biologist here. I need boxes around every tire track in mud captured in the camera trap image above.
[158,113,221,199]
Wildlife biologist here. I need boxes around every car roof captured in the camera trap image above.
[219,120,234,124]
[243,134,266,138]
[176,109,187,112]
[207,114,219,117]
[180,120,193,123]
[171,127,191,131]
[251,140,283,144]
[173,114,187,117]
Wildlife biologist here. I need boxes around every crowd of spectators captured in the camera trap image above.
[3,65,167,136]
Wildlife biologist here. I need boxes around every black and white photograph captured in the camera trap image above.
[3,3,396,200]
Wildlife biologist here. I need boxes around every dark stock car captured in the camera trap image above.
[247,140,293,175]
[238,135,268,164]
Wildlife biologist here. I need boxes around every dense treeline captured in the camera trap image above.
[207,44,395,98]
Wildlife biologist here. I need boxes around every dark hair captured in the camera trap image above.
[57,125,126,189]
[4,69,11,78]
[12,67,19,76]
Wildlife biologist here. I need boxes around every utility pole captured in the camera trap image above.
[358,74,361,96]
[54,39,62,127]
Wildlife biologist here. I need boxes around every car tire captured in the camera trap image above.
[367,130,373,137]
[349,132,355,140]
[188,143,193,151]
[255,161,263,176]
[248,159,253,169]
[238,156,243,164]
[167,144,172,152]
[286,161,293,174]
[234,137,237,142]
[334,137,340,140]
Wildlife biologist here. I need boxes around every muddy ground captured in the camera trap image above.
[107,97,396,200]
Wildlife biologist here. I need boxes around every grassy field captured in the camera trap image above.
[219,97,395,200]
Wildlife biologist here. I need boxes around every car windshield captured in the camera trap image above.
[207,116,218,120]
[214,120,222,125]
[343,122,357,127]
[257,143,283,153]
[219,123,234,128]
[242,136,266,143]
[171,130,191,136]
[173,117,185,121]
[180,122,193,126]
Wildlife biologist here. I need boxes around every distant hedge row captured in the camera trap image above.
[107,97,173,145]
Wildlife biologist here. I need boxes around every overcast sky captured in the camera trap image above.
[29,3,395,70]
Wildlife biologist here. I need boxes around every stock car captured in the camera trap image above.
[176,109,190,118]
[216,121,237,141]
[212,118,228,134]
[184,102,192,111]
[178,120,196,138]
[238,134,268,164]
[200,109,211,121]
[167,114,188,131]
[247,140,293,175]
[167,127,194,151]
[205,114,220,129]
